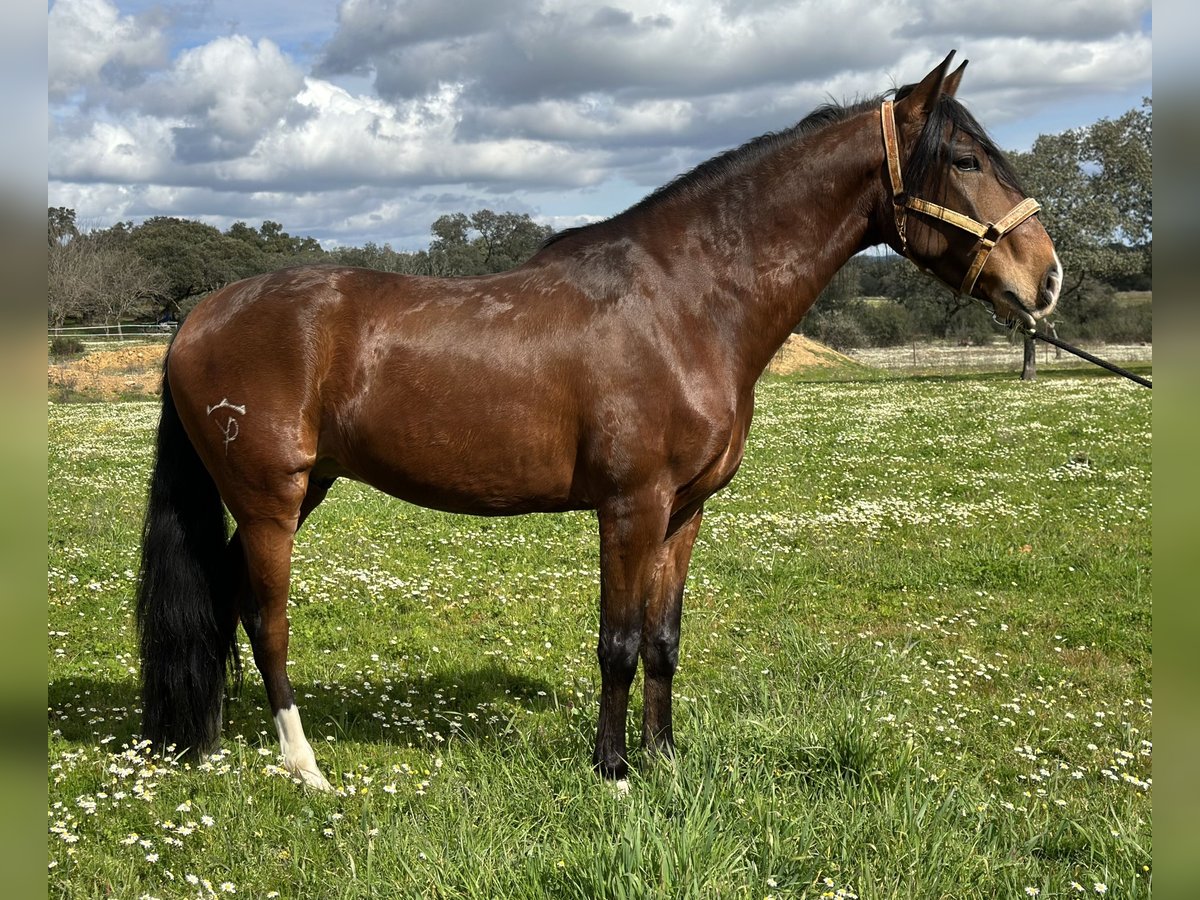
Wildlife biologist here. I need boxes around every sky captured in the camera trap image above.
[47,0,1153,251]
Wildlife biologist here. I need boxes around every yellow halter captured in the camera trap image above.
[880,99,1041,297]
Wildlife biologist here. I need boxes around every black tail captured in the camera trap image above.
[136,352,238,756]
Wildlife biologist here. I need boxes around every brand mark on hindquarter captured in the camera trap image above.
[206,398,247,452]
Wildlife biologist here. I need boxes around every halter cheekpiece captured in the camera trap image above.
[880,99,1042,297]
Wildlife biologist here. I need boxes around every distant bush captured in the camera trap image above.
[1054,280,1153,344]
[49,336,85,359]
[802,310,866,351]
[801,279,1151,349]
[857,301,911,346]
[944,306,1001,346]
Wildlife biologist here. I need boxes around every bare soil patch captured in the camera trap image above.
[767,333,857,374]
[48,343,167,400]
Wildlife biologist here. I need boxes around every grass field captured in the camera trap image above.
[48,371,1152,899]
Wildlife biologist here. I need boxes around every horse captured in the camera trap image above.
[136,52,1061,790]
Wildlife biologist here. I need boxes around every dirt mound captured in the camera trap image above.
[767,333,856,375]
[49,343,167,400]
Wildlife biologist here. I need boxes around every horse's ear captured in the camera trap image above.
[942,59,968,99]
[895,50,957,125]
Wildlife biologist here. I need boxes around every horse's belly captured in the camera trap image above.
[322,413,585,516]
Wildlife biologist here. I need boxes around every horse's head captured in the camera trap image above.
[883,52,1061,327]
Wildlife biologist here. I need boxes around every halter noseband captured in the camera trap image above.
[880,99,1041,298]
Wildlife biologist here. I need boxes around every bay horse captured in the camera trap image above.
[137,52,1061,789]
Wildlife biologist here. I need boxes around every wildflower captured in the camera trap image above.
[1094,884,1107,895]
[219,882,236,893]
[1025,888,1039,897]
[145,853,159,863]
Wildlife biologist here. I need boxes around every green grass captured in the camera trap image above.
[48,373,1152,899]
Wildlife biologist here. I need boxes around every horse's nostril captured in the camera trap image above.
[1038,258,1062,311]
[1045,258,1062,287]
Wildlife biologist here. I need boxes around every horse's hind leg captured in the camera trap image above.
[230,477,334,791]
[640,506,703,757]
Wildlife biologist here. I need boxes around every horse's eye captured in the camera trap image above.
[954,154,981,172]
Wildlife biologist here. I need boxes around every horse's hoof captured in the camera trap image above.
[593,757,629,781]
[293,765,334,793]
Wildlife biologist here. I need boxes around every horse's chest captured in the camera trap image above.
[676,412,752,507]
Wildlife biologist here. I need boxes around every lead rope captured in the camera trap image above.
[1017,320,1152,388]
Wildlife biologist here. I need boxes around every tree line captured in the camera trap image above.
[49,101,1149,348]
[47,208,554,329]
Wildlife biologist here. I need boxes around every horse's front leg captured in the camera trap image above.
[593,493,670,779]
[640,506,703,757]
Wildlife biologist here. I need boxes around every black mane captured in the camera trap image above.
[894,84,1025,196]
[542,83,1022,248]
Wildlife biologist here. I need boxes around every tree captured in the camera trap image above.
[225,220,328,268]
[1009,100,1151,378]
[428,212,482,274]
[1009,99,1152,302]
[801,257,868,347]
[47,223,165,330]
[126,217,267,313]
[48,232,100,328]
[428,210,554,275]
[882,258,983,339]
[469,209,556,272]
[336,241,430,274]
[88,231,167,333]
[225,220,264,250]
[48,207,78,247]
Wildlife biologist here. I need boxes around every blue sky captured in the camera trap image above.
[48,0,1153,250]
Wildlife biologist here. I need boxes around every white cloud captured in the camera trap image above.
[920,33,1154,127]
[168,37,305,139]
[47,0,1153,247]
[902,0,1150,40]
[319,0,902,104]
[49,114,178,183]
[126,35,308,162]
[216,79,611,190]
[48,0,167,99]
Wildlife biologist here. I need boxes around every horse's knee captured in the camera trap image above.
[597,627,641,684]
[642,629,679,680]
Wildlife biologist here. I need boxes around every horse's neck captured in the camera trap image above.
[653,114,883,385]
